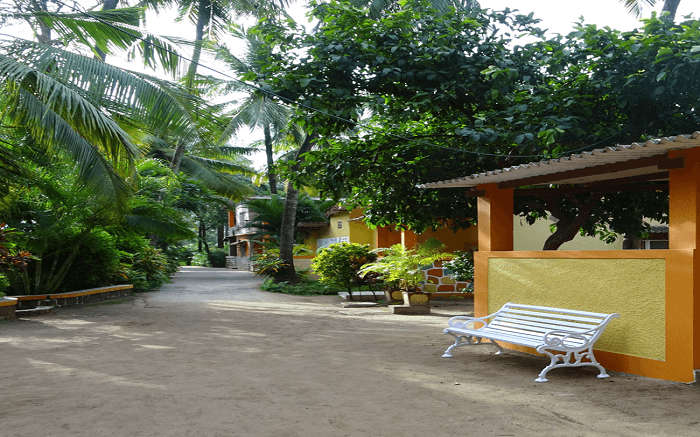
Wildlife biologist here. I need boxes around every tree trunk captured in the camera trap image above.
[172,0,209,172]
[662,0,680,20]
[95,0,119,61]
[185,0,209,91]
[217,225,224,248]
[264,123,277,194]
[198,221,203,252]
[276,181,299,282]
[275,134,316,283]
[543,201,594,250]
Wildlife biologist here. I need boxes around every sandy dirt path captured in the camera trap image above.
[1,266,699,436]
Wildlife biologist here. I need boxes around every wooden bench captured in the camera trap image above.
[441,302,619,382]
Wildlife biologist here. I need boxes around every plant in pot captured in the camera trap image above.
[359,241,451,306]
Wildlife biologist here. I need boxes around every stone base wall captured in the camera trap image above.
[0,299,17,320]
[418,261,472,293]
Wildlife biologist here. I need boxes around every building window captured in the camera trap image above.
[642,240,669,249]
[337,220,343,229]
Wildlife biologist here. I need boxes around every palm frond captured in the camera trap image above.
[32,7,183,75]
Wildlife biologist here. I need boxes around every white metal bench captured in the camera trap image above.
[442,302,619,382]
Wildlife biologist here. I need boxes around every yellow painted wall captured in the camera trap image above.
[348,209,376,248]
[487,258,666,361]
[417,225,478,252]
[513,216,623,251]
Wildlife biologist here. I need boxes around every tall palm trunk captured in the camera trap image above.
[95,0,119,61]
[662,0,680,20]
[172,0,210,172]
[275,134,315,283]
[263,123,277,194]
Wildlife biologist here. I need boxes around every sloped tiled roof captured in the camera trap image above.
[419,132,700,189]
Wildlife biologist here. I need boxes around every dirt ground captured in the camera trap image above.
[1,267,699,437]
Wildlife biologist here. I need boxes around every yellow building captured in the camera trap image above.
[302,207,478,253]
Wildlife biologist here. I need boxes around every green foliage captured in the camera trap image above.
[251,247,287,276]
[245,194,332,244]
[0,274,8,297]
[191,252,211,267]
[253,1,700,247]
[260,277,343,295]
[126,245,171,291]
[443,251,474,282]
[311,242,377,292]
[359,243,451,291]
[59,230,122,292]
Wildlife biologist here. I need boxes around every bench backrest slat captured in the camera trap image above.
[503,303,610,319]
[500,308,606,325]
[495,313,600,331]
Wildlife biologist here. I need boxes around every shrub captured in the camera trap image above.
[190,252,210,266]
[0,274,8,297]
[208,248,228,268]
[359,243,451,292]
[443,251,474,282]
[251,247,287,276]
[127,245,170,291]
[60,229,121,292]
[312,243,377,295]
[261,277,342,296]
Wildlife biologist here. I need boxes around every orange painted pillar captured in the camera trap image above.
[668,148,700,371]
[401,230,419,249]
[474,184,513,318]
[477,184,514,252]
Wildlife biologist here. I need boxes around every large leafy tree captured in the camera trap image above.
[250,0,700,252]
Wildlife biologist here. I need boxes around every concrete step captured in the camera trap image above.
[338,291,385,301]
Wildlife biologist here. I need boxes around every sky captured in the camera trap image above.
[6,0,700,170]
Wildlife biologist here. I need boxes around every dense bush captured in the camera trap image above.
[127,245,171,291]
[312,243,377,292]
[208,248,228,268]
[60,229,121,292]
[0,274,8,297]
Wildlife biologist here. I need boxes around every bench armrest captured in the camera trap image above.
[446,315,492,330]
[537,329,594,352]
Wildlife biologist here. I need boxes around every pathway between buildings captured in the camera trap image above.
[1,267,698,436]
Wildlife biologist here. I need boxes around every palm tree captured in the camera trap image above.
[0,7,223,203]
[213,32,291,193]
[152,0,288,171]
[619,0,681,20]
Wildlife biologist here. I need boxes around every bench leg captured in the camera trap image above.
[442,335,503,358]
[535,346,610,383]
[441,335,472,358]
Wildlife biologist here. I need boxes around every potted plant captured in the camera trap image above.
[359,241,451,306]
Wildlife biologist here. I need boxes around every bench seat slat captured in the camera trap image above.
[503,303,610,318]
[501,308,605,324]
[494,314,596,332]
[484,325,589,347]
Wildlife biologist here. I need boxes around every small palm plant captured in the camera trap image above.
[359,242,451,292]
